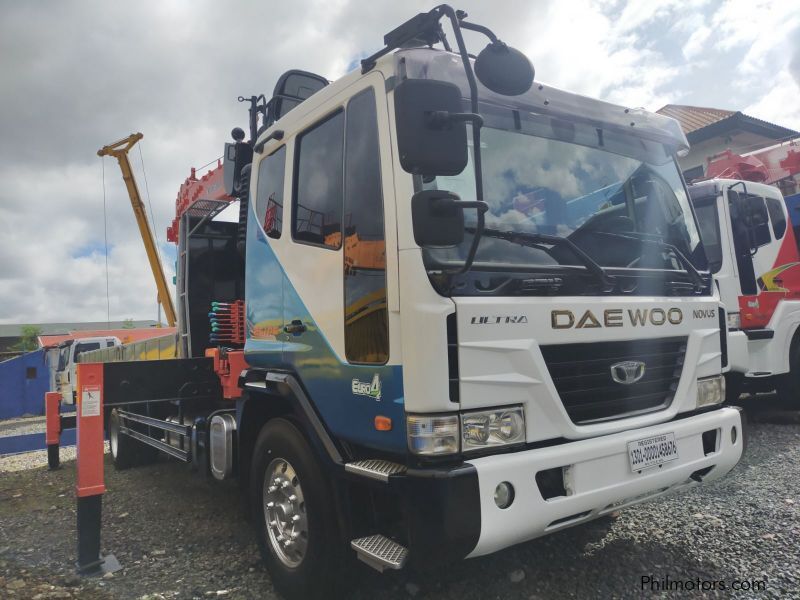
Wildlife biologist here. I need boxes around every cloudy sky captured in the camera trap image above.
[0,0,798,325]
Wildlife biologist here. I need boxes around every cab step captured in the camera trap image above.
[345,459,406,482]
[351,534,408,572]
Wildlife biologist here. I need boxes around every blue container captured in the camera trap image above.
[0,349,50,419]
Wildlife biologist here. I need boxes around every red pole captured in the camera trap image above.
[75,363,117,575]
[45,391,62,469]
[76,364,106,498]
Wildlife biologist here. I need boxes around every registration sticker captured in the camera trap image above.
[628,432,678,472]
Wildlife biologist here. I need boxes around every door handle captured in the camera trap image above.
[283,320,307,335]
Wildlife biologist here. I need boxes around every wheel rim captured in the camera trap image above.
[109,412,119,458]
[263,457,308,568]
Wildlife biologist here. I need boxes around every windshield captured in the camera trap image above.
[74,342,100,359]
[422,106,705,280]
[57,346,69,371]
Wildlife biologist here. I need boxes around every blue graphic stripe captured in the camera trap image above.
[245,216,407,453]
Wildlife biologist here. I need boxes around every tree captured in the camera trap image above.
[122,319,135,329]
[14,325,42,352]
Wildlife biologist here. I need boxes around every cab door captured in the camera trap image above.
[270,75,405,451]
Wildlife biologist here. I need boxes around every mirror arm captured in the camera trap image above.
[440,200,489,275]
[436,8,487,279]
[457,20,499,44]
[728,180,749,197]
[437,5,479,116]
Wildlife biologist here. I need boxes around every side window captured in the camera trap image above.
[292,111,344,248]
[766,196,787,240]
[682,165,705,182]
[74,342,100,358]
[255,146,287,239]
[344,88,388,364]
[748,194,772,247]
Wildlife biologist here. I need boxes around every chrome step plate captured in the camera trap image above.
[351,534,408,572]
[345,459,406,483]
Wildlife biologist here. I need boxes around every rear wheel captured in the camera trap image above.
[108,408,159,469]
[251,418,347,599]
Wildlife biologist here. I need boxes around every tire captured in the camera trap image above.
[725,372,744,404]
[250,418,347,599]
[108,408,159,470]
[776,336,800,407]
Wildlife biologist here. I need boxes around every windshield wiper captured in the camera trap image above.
[589,230,706,292]
[465,226,616,290]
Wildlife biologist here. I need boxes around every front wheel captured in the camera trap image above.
[251,418,347,599]
[725,372,744,404]
[776,334,800,407]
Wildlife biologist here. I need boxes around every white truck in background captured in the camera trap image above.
[689,179,800,403]
[55,336,120,402]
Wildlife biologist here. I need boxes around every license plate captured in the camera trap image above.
[628,432,678,472]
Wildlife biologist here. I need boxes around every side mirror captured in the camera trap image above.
[394,79,469,177]
[223,128,253,196]
[474,42,535,96]
[412,190,466,247]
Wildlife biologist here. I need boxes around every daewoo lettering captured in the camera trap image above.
[551,308,683,329]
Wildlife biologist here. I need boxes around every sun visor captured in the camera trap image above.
[396,48,689,153]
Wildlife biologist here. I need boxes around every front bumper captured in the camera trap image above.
[403,406,743,561]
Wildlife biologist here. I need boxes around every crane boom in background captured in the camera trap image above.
[97,133,177,328]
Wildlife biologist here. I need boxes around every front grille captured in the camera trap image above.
[540,337,687,424]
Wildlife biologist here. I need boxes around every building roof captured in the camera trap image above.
[0,320,162,338]
[39,327,176,348]
[656,105,735,134]
[656,104,799,146]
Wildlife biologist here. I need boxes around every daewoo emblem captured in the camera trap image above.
[610,361,646,385]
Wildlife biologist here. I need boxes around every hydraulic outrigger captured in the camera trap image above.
[97,133,177,327]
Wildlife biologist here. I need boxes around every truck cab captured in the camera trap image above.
[234,36,742,596]
[689,178,800,401]
[55,336,120,402]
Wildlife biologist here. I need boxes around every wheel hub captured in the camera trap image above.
[263,458,308,568]
[110,415,119,458]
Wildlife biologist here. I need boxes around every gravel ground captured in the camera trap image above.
[0,399,798,600]
[0,444,109,474]
[0,415,48,437]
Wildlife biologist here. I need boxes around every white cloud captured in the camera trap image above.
[683,26,712,60]
[744,69,800,131]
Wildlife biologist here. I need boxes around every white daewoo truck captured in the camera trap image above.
[71,7,744,598]
[689,178,800,402]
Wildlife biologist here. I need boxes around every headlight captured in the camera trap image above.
[407,414,459,455]
[461,406,525,453]
[697,376,725,408]
[727,312,741,330]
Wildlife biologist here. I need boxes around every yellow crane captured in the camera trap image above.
[98,133,177,328]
